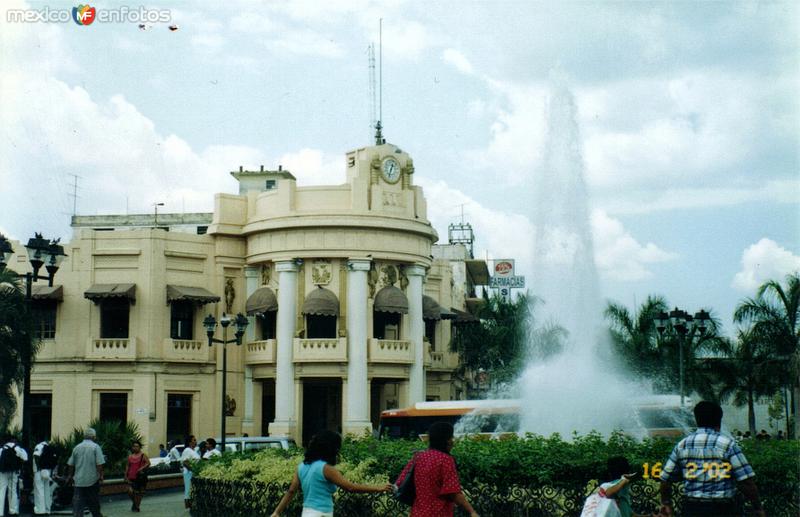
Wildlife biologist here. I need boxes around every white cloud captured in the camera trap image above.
[277,149,346,186]
[591,210,678,281]
[417,179,676,283]
[732,238,800,292]
[442,48,474,75]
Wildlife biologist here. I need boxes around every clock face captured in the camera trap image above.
[382,157,401,183]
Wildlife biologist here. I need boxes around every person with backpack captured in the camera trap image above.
[0,434,28,517]
[33,439,60,515]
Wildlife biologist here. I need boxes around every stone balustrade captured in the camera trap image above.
[87,337,137,360]
[368,338,413,364]
[293,337,347,362]
[428,350,446,368]
[164,338,210,363]
[245,339,277,364]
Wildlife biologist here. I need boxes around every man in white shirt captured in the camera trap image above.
[202,438,221,460]
[32,439,58,515]
[0,435,28,517]
[180,436,200,509]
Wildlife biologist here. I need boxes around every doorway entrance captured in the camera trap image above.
[302,379,342,446]
[166,394,192,443]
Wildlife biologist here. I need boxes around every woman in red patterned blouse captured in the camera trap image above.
[395,422,479,517]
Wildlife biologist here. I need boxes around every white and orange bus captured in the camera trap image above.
[378,396,692,439]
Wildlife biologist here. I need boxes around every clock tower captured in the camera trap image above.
[345,138,425,219]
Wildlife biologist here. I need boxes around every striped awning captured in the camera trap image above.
[84,284,136,303]
[166,285,220,305]
[31,285,63,301]
[302,287,339,316]
[451,308,478,323]
[246,287,278,315]
[374,286,409,315]
[423,295,442,320]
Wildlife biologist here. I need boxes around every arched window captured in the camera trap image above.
[302,287,339,339]
[373,286,408,340]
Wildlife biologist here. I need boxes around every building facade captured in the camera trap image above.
[9,141,488,451]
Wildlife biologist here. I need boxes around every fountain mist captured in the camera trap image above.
[518,75,645,437]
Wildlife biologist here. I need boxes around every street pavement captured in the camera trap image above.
[21,487,190,517]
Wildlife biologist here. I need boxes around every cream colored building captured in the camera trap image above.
[9,141,489,451]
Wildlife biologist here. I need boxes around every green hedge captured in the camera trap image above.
[194,433,798,515]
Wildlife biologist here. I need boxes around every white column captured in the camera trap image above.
[244,266,260,342]
[406,265,426,404]
[343,259,372,436]
[242,266,259,433]
[269,260,299,438]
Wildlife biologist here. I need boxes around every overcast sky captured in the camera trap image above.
[1,0,798,334]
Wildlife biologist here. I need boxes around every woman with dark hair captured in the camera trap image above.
[125,440,150,512]
[396,422,479,517]
[271,430,392,517]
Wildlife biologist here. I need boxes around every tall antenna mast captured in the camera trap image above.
[368,43,376,133]
[68,173,81,216]
[374,18,384,145]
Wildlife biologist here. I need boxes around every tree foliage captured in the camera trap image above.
[0,269,36,430]
[604,296,729,396]
[449,292,564,388]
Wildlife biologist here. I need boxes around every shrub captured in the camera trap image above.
[50,419,143,477]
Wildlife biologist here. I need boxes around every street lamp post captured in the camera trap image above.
[654,307,710,406]
[203,312,248,453]
[153,202,165,228]
[0,232,66,506]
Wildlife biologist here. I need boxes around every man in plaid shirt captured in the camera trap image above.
[658,401,765,517]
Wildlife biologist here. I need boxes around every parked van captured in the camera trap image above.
[213,436,297,453]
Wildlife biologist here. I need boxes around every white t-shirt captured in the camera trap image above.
[202,448,221,460]
[179,447,200,473]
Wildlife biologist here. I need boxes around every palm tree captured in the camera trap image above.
[734,273,800,437]
[0,268,36,431]
[604,295,668,382]
[605,296,730,397]
[711,329,783,433]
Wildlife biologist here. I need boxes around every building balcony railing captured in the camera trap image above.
[368,338,413,364]
[424,342,432,367]
[35,339,57,360]
[164,338,210,363]
[87,337,137,360]
[245,339,277,364]
[428,349,446,369]
[293,337,347,363]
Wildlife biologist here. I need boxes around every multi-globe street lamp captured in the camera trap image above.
[0,232,66,504]
[203,312,248,454]
[654,307,711,407]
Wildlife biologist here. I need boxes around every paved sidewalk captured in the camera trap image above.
[22,487,190,517]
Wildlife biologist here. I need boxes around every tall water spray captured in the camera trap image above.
[518,76,642,437]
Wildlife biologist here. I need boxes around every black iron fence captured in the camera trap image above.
[191,477,798,516]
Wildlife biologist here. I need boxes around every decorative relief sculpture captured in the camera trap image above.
[224,278,235,313]
[380,264,398,288]
[225,395,236,417]
[261,264,271,286]
[368,264,378,298]
[381,192,405,207]
[399,266,409,291]
[312,259,332,285]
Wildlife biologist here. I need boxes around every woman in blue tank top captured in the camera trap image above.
[271,430,392,517]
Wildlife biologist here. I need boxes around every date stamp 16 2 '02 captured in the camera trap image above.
[642,461,732,480]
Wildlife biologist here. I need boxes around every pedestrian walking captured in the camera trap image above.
[270,430,392,517]
[66,427,105,517]
[33,438,59,515]
[180,436,200,510]
[0,434,28,517]
[125,440,150,512]
[395,422,479,517]
[580,456,641,517]
[658,401,765,517]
